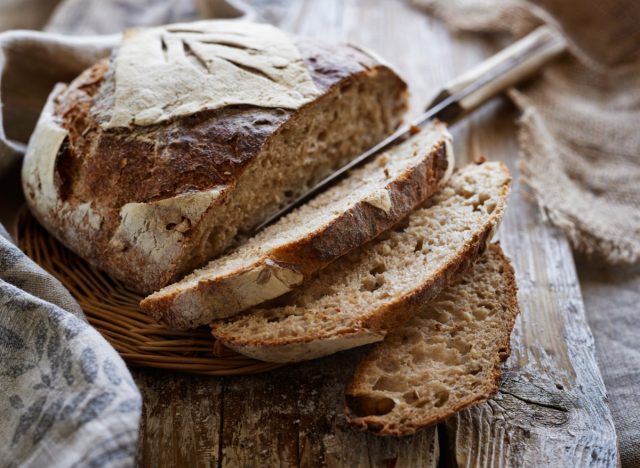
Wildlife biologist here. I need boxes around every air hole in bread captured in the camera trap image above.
[360,276,382,292]
[414,238,424,253]
[452,338,472,355]
[346,394,396,417]
[392,217,411,233]
[472,308,489,320]
[433,389,449,408]
[485,200,497,214]
[426,308,449,324]
[457,187,474,199]
[369,263,386,275]
[467,362,482,375]
[410,348,428,364]
[472,192,491,212]
[367,422,384,433]
[429,345,460,365]
[402,389,420,404]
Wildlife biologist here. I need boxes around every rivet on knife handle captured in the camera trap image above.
[253,26,567,233]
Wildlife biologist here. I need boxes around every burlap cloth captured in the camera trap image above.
[414,0,640,265]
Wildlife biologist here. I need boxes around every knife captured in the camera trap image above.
[254,25,567,233]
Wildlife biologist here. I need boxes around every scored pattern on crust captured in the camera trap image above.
[22,22,408,295]
[102,20,322,128]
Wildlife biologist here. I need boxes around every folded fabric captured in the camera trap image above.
[0,1,252,465]
[0,225,141,467]
[0,30,117,175]
[413,0,640,265]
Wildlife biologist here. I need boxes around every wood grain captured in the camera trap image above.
[444,101,617,466]
[134,0,617,466]
[136,370,223,467]
[136,350,439,467]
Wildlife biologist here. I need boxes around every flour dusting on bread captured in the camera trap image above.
[103,21,322,128]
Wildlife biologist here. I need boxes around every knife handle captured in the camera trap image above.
[427,25,567,123]
[253,26,567,233]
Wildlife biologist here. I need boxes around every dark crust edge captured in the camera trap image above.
[211,162,512,349]
[141,133,450,325]
[343,243,521,437]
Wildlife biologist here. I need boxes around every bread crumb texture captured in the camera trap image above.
[22,24,409,293]
[344,243,519,436]
[212,162,511,362]
[141,125,452,327]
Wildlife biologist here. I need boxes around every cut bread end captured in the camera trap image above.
[344,243,520,436]
[211,161,511,363]
[141,123,454,328]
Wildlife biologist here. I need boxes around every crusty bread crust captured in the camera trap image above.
[140,125,454,328]
[22,29,408,294]
[212,162,511,363]
[213,210,497,362]
[344,243,520,436]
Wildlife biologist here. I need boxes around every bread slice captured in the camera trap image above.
[211,161,511,363]
[140,124,454,328]
[344,243,519,436]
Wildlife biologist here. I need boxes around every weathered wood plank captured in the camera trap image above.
[134,369,223,467]
[442,97,617,465]
[219,369,300,467]
[216,349,438,468]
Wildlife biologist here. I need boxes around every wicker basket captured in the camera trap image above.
[16,210,282,376]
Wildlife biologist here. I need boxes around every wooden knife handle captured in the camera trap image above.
[428,26,567,123]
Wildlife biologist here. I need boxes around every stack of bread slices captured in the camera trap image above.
[23,20,520,436]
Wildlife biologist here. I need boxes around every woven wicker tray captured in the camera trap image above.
[16,210,282,376]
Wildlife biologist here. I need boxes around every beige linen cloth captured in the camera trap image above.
[414,0,640,465]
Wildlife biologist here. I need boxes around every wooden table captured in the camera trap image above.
[129,0,618,465]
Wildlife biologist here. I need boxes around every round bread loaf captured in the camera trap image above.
[22,20,408,293]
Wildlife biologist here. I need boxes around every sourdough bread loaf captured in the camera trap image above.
[140,124,454,328]
[211,161,511,363]
[22,20,408,293]
[345,243,520,436]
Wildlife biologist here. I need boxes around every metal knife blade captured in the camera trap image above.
[252,26,566,233]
